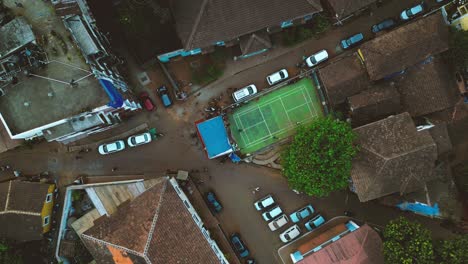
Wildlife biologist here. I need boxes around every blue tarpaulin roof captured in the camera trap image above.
[397,202,440,217]
[196,116,233,159]
[99,78,124,108]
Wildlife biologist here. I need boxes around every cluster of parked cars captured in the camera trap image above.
[139,85,173,111]
[98,132,152,155]
[254,195,326,244]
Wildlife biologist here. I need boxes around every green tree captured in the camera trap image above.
[435,234,468,264]
[281,117,357,197]
[447,28,468,70]
[0,239,22,264]
[383,217,434,264]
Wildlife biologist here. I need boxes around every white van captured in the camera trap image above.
[232,84,257,102]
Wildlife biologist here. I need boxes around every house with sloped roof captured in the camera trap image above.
[393,57,459,117]
[359,13,449,81]
[319,55,371,106]
[61,177,228,264]
[351,113,439,202]
[323,0,377,21]
[158,0,322,62]
[0,180,55,242]
[295,224,383,264]
[348,84,401,126]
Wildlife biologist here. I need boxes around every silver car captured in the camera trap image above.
[279,224,301,243]
[268,214,289,231]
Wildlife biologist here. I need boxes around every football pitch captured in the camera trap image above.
[228,78,323,154]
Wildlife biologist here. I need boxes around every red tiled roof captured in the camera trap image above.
[299,224,384,264]
[81,178,219,264]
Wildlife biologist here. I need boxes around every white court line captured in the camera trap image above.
[236,115,252,144]
[237,83,323,148]
[279,98,292,124]
[303,85,319,117]
[245,115,317,146]
[257,106,273,137]
[285,100,312,113]
[233,115,248,146]
[301,89,315,117]
[235,88,305,118]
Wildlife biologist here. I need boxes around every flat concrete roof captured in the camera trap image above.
[0,1,109,135]
[0,61,108,134]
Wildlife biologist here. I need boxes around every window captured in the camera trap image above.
[43,215,50,226]
[45,193,53,203]
[183,200,191,209]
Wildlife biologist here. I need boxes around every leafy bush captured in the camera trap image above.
[282,117,357,197]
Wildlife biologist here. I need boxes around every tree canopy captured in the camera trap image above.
[281,117,357,197]
[383,217,434,264]
[435,234,468,264]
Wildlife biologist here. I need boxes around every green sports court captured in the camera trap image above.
[228,78,323,154]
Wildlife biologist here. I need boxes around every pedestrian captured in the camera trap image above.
[112,167,117,172]
[254,187,260,192]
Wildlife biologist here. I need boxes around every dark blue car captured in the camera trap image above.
[206,191,222,212]
[340,33,364,50]
[230,233,250,258]
[372,18,396,33]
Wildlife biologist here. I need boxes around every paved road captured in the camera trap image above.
[0,1,456,264]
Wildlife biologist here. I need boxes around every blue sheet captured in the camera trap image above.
[196,116,233,159]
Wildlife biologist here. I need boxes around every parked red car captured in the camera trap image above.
[139,92,155,111]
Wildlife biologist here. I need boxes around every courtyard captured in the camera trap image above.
[229,78,323,154]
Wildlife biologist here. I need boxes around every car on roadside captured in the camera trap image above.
[98,140,126,155]
[266,69,289,86]
[305,49,329,67]
[206,191,223,213]
[279,224,301,243]
[304,214,325,231]
[268,214,289,231]
[127,132,152,147]
[139,91,155,111]
[340,33,364,50]
[371,18,396,33]
[254,194,275,210]
[400,4,425,21]
[156,85,173,107]
[262,206,282,221]
[232,84,257,102]
[290,204,315,223]
[230,233,250,258]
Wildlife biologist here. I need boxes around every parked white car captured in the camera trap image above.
[127,132,152,147]
[268,214,289,231]
[98,140,125,155]
[254,194,275,211]
[232,84,257,102]
[262,206,282,221]
[305,50,329,67]
[279,224,301,243]
[266,69,288,86]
